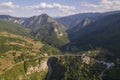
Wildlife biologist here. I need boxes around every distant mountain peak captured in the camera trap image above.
[40,13,49,17]
[23,13,55,28]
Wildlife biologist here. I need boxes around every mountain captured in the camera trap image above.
[0,19,61,80]
[56,10,120,29]
[69,12,120,58]
[0,19,30,36]
[0,14,69,47]
[0,11,120,80]
[22,14,55,28]
[55,13,102,28]
[67,18,93,40]
[23,14,69,47]
[0,15,25,25]
[0,19,40,73]
[57,12,120,80]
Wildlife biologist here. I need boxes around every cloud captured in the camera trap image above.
[0,2,76,17]
[0,2,19,14]
[52,3,75,11]
[0,2,19,9]
[0,10,13,13]
[25,2,75,13]
[80,0,120,12]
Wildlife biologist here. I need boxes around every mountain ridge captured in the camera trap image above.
[0,10,120,80]
[69,12,120,58]
[0,14,69,47]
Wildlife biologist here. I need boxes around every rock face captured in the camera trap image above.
[81,53,91,64]
[24,14,69,47]
[0,15,25,25]
[40,59,48,71]
[22,14,54,28]
[26,59,48,75]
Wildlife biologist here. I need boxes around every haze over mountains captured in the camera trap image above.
[0,10,120,80]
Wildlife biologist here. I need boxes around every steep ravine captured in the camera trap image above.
[45,57,54,80]
[45,54,115,80]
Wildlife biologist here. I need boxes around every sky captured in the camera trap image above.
[0,0,120,17]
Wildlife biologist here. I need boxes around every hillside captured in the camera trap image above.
[0,11,120,80]
[69,12,120,58]
[0,15,25,25]
[67,18,93,40]
[48,56,105,80]
[0,14,69,48]
[56,13,102,28]
[56,11,120,29]
[0,20,60,80]
[23,14,69,47]
[0,20,30,36]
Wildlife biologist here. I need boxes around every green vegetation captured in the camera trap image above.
[0,36,26,56]
[24,58,48,80]
[50,57,106,80]
[0,20,45,75]
[24,58,41,72]
[103,64,120,80]
[0,19,62,80]
[29,72,47,80]
[39,44,61,55]
[0,20,30,36]
[0,57,48,80]
[0,12,120,80]
[70,13,120,58]
[31,22,69,47]
[0,32,42,61]
[22,14,69,47]
[0,63,28,80]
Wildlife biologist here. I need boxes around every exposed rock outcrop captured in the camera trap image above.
[26,59,48,75]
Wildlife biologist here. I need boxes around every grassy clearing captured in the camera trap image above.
[0,63,28,80]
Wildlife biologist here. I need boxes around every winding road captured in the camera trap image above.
[0,54,115,80]
[95,60,115,80]
[0,54,81,75]
[0,56,41,75]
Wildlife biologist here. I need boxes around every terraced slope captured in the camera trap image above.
[0,20,58,80]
